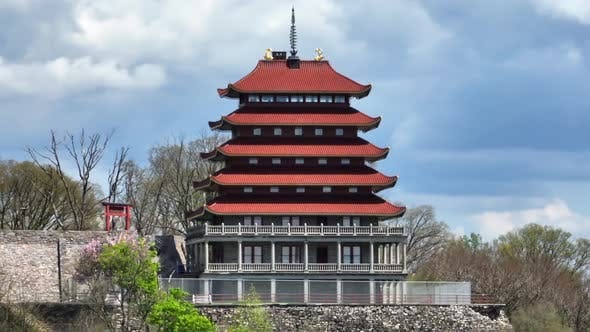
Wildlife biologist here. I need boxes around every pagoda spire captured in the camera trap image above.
[290,6,297,56]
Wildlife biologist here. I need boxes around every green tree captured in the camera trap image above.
[229,287,272,332]
[147,288,215,332]
[74,233,160,331]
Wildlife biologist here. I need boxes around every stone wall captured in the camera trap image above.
[199,304,512,332]
[0,230,111,302]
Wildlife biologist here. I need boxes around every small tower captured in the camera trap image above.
[287,6,300,69]
[102,202,132,231]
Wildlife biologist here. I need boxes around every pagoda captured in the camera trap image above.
[185,9,408,304]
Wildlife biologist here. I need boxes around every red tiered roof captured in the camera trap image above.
[201,137,389,161]
[217,60,371,98]
[191,195,405,218]
[194,167,397,191]
[209,105,381,132]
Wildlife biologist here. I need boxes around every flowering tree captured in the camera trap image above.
[74,233,160,331]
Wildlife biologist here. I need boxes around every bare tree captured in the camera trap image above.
[148,132,226,233]
[388,205,450,272]
[27,130,113,230]
[122,161,164,236]
[107,146,130,203]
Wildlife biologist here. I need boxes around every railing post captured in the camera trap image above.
[369,279,375,304]
[238,240,243,272]
[337,241,341,272]
[255,223,258,235]
[304,223,308,235]
[271,223,274,235]
[221,222,224,234]
[304,279,309,304]
[337,223,340,236]
[403,243,407,272]
[336,279,342,304]
[304,241,309,272]
[370,224,373,236]
[353,225,357,236]
[288,223,291,235]
[320,223,324,235]
[271,241,275,272]
[370,241,374,273]
[238,222,242,235]
[237,279,243,301]
[205,223,209,235]
[271,279,276,303]
[204,241,209,273]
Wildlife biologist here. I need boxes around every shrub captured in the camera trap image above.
[511,302,571,332]
[147,288,215,332]
[228,287,272,332]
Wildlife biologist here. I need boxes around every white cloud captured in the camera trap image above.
[531,0,590,24]
[472,199,590,240]
[0,56,165,97]
[64,0,348,67]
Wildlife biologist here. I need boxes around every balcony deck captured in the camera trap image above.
[194,223,404,238]
[205,263,403,273]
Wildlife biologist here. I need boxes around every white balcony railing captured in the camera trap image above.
[206,263,403,273]
[208,263,238,272]
[340,263,371,272]
[308,263,338,272]
[201,223,404,237]
[242,263,272,272]
[275,263,304,272]
[373,264,403,273]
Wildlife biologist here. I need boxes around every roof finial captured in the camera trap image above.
[290,6,297,56]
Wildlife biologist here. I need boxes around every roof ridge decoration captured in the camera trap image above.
[290,6,297,56]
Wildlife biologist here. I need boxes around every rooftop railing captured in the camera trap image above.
[159,278,492,306]
[206,263,403,273]
[193,223,404,237]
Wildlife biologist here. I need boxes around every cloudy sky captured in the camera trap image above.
[1,0,589,239]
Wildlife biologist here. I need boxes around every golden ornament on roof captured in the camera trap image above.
[264,48,273,60]
[314,48,324,61]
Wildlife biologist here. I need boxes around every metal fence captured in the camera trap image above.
[160,278,485,305]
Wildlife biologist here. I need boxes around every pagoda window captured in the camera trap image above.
[294,127,303,136]
[244,245,262,264]
[334,96,346,103]
[342,216,360,226]
[274,128,282,135]
[248,158,258,165]
[253,128,262,136]
[261,95,274,102]
[341,158,350,165]
[243,187,253,193]
[349,187,358,193]
[282,216,300,226]
[319,95,333,103]
[244,216,261,225]
[343,246,361,264]
[270,187,279,193]
[315,128,323,136]
[295,158,304,165]
[248,95,260,102]
[305,95,318,103]
[291,95,304,102]
[282,245,301,263]
[335,128,344,136]
[296,187,305,193]
[276,95,289,103]
[272,158,281,165]
[318,158,327,165]
[322,186,332,193]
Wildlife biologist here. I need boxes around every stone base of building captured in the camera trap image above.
[199,304,513,332]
